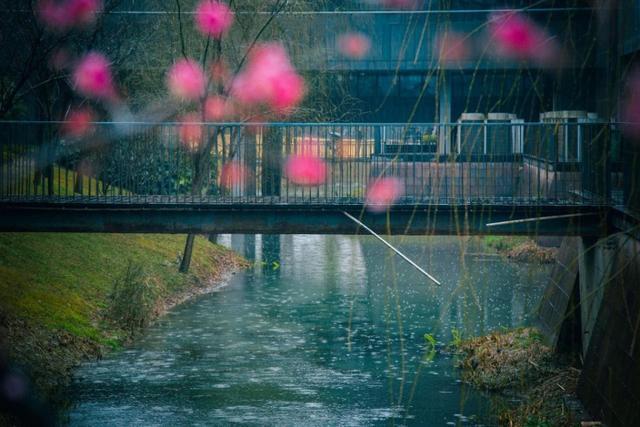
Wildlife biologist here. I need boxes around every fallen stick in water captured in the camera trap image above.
[342,211,441,286]
[486,212,597,228]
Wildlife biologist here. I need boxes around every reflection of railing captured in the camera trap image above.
[0,121,621,206]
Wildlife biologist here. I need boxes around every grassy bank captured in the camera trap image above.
[0,233,246,405]
[483,236,557,264]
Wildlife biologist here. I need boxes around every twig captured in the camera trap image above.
[486,212,597,227]
[342,211,441,285]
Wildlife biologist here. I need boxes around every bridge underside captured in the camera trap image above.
[0,201,608,236]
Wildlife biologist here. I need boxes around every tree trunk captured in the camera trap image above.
[180,126,219,273]
[179,234,196,273]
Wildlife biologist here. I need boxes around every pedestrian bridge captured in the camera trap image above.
[0,121,628,236]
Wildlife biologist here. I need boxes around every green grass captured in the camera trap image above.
[0,233,245,346]
[483,235,530,252]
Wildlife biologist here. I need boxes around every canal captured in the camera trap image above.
[68,235,550,426]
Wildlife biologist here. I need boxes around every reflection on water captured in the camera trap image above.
[69,235,549,426]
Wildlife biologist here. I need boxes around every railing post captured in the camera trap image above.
[374,125,382,156]
[262,125,282,198]
[243,127,257,198]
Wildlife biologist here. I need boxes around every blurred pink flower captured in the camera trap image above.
[67,0,102,26]
[62,107,95,138]
[194,0,234,39]
[365,177,404,212]
[231,43,305,114]
[219,161,248,190]
[204,96,234,121]
[622,70,640,138]
[178,114,203,150]
[210,60,230,84]
[337,33,371,59]
[435,31,470,64]
[488,12,559,65]
[72,52,114,100]
[270,72,305,112]
[37,0,71,30]
[167,59,206,101]
[285,154,326,186]
[37,0,101,30]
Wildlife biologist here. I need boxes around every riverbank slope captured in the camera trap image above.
[0,233,246,419]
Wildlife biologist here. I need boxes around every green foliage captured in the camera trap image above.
[524,417,552,427]
[515,328,544,347]
[106,262,157,338]
[483,235,510,251]
[450,328,463,348]
[483,236,529,253]
[422,332,437,364]
[423,333,437,349]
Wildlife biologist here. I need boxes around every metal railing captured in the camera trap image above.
[0,121,620,206]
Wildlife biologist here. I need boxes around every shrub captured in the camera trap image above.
[106,262,157,338]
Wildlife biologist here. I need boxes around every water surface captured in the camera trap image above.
[69,235,549,426]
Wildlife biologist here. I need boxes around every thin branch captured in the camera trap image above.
[174,0,188,59]
[232,0,288,75]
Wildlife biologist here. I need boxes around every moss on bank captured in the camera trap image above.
[455,328,582,426]
[483,236,557,264]
[0,233,247,404]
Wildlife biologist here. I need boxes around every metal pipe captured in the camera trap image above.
[342,211,441,286]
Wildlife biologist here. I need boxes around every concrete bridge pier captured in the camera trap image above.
[538,235,640,425]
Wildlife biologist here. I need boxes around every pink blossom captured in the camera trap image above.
[365,177,404,212]
[195,0,234,39]
[270,72,305,112]
[622,70,640,138]
[231,43,305,113]
[37,0,71,30]
[67,0,102,26]
[488,12,559,65]
[62,107,95,138]
[210,60,230,84]
[178,114,203,150]
[337,33,371,59]
[204,96,234,121]
[249,43,292,73]
[72,52,114,100]
[435,31,470,64]
[219,161,248,190]
[285,154,326,186]
[37,0,101,30]
[167,59,206,101]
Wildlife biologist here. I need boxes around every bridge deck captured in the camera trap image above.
[0,199,608,236]
[0,121,625,235]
